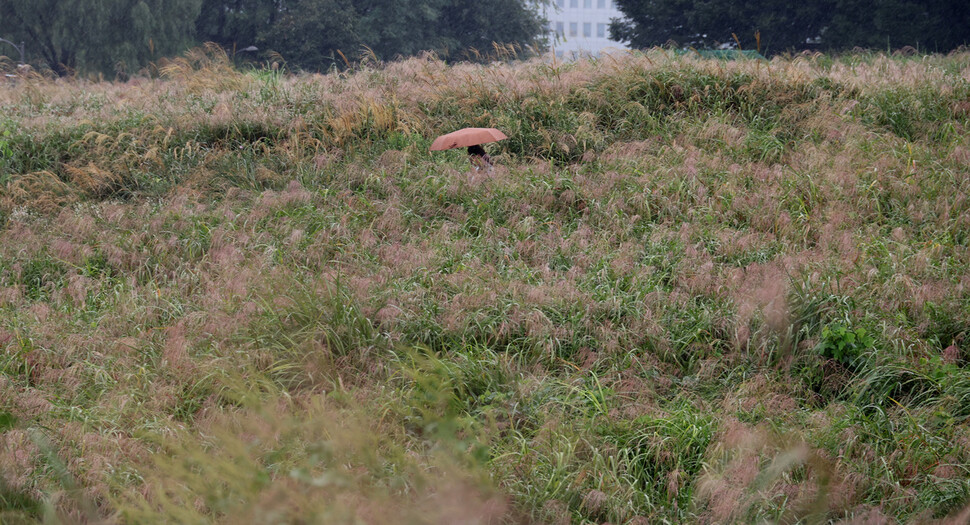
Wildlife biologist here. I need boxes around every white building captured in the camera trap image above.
[545,0,629,58]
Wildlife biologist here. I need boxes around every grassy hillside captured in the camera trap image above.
[2,47,970,523]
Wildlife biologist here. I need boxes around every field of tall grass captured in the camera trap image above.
[2,46,970,523]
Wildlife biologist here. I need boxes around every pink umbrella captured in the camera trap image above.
[429,127,507,151]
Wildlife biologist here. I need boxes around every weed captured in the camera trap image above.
[1,48,969,522]
[818,323,875,368]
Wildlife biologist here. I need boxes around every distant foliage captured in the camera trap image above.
[611,0,970,54]
[195,0,284,54]
[353,0,548,61]
[1,0,547,76]
[0,0,202,76]
[259,0,363,69]
[196,0,548,71]
[824,0,970,51]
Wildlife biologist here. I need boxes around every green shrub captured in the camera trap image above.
[817,323,875,368]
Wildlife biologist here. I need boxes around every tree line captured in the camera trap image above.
[611,0,970,55]
[6,1,970,77]
[0,0,548,76]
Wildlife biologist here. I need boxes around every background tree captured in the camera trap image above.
[3,0,548,75]
[352,0,448,59]
[106,0,204,76]
[199,0,549,69]
[350,0,547,61]
[609,0,834,53]
[196,0,450,62]
[259,0,361,70]
[1,0,90,75]
[611,0,970,54]
[824,0,970,51]
[0,0,201,76]
[195,0,283,52]
[436,0,548,58]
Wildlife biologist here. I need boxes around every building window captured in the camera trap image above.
[583,22,591,37]
[557,0,565,7]
[584,0,592,8]
[556,22,565,37]
[597,23,606,38]
[569,22,578,37]
[570,0,578,7]
[597,0,605,7]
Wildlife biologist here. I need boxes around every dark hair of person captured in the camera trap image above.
[467,144,486,156]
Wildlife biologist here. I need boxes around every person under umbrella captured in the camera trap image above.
[466,144,492,171]
[430,127,507,172]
